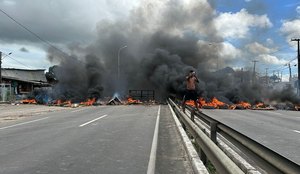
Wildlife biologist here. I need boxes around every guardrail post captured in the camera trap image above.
[199,147,207,165]
[168,98,245,174]
[210,121,217,144]
[191,109,195,122]
[182,122,186,131]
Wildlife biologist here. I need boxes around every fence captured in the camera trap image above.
[0,83,12,102]
[128,90,155,101]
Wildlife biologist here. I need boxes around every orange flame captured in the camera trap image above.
[185,100,197,107]
[65,100,72,107]
[127,97,142,104]
[238,101,251,109]
[199,98,206,107]
[229,105,237,110]
[21,99,37,104]
[80,98,96,106]
[54,99,71,107]
[232,101,251,109]
[198,97,227,109]
[184,97,253,110]
[255,102,264,108]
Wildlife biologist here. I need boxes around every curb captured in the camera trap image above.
[168,104,209,174]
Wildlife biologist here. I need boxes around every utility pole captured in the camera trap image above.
[241,68,244,83]
[291,38,300,95]
[0,51,2,84]
[117,45,127,82]
[0,52,11,84]
[288,63,292,82]
[252,60,258,84]
[265,68,269,85]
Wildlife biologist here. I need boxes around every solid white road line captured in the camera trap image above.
[147,105,161,174]
[0,117,49,130]
[293,130,300,134]
[79,114,108,127]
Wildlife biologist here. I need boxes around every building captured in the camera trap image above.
[1,68,49,101]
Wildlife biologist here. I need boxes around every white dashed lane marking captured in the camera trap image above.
[0,117,49,130]
[79,115,108,127]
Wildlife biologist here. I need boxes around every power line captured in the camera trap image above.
[265,57,297,72]
[6,55,33,69]
[0,7,92,70]
[0,8,69,58]
[269,45,293,55]
[1,52,33,69]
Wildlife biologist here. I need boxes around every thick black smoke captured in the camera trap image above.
[270,86,300,104]
[45,0,299,104]
[47,50,104,102]
[47,0,221,101]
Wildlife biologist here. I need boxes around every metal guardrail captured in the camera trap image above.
[170,98,300,174]
[168,98,244,174]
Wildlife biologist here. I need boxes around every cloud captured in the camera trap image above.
[125,0,218,40]
[214,9,272,39]
[281,74,290,82]
[0,0,138,45]
[19,47,29,52]
[3,0,16,6]
[219,42,241,60]
[257,54,288,65]
[280,6,300,41]
[266,38,274,45]
[1,42,50,69]
[280,19,300,44]
[196,41,241,69]
[246,42,275,54]
[297,6,300,15]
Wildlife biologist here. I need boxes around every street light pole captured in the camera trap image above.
[117,45,127,81]
[0,51,12,83]
[252,60,259,84]
[209,43,219,70]
[0,51,2,84]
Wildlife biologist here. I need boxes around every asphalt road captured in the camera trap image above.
[0,104,67,123]
[202,109,300,165]
[0,105,192,174]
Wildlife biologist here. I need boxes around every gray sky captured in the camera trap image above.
[0,0,299,82]
[0,0,139,69]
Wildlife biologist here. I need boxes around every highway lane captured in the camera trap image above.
[0,105,159,174]
[202,109,300,165]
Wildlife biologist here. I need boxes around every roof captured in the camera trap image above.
[1,68,47,83]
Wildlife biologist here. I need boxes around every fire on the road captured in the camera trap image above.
[19,96,298,111]
[185,97,276,110]
[21,99,37,104]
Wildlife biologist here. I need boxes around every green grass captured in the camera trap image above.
[207,161,217,174]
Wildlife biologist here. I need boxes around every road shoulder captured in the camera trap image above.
[156,105,194,174]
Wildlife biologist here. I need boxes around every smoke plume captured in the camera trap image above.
[45,0,299,104]
[47,0,219,100]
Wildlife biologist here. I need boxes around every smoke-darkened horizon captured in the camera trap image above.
[45,0,300,104]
